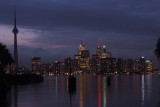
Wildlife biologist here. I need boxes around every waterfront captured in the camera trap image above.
[2,74,160,107]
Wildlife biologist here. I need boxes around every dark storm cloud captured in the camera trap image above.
[1,0,160,36]
[0,0,159,68]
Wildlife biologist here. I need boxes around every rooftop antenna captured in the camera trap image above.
[81,40,84,46]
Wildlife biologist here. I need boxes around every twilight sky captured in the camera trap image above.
[0,0,160,68]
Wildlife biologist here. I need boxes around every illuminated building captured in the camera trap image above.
[100,58,111,74]
[18,66,27,75]
[100,58,117,74]
[117,58,125,73]
[41,63,54,75]
[110,58,117,73]
[75,42,90,72]
[78,41,85,55]
[53,61,61,75]
[101,45,112,58]
[74,55,81,60]
[134,59,140,72]
[79,45,85,55]
[96,46,101,56]
[5,64,16,74]
[60,62,65,73]
[139,57,146,72]
[145,60,152,72]
[90,45,113,74]
[79,50,90,72]
[41,64,49,75]
[126,59,134,73]
[32,57,41,74]
[64,57,72,73]
[90,54,100,73]
[72,59,80,72]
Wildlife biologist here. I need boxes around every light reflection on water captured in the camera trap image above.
[2,75,160,107]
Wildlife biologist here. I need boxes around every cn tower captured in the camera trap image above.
[12,10,18,70]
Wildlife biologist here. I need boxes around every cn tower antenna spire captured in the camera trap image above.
[13,0,16,27]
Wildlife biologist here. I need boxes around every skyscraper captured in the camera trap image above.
[96,46,101,56]
[64,57,72,73]
[126,59,134,73]
[78,40,85,55]
[134,59,140,72]
[145,60,153,72]
[80,50,90,71]
[139,57,146,72]
[101,45,112,58]
[117,58,125,73]
[75,41,90,72]
[90,54,100,73]
[12,10,18,70]
[32,57,41,74]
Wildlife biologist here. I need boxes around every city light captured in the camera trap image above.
[21,44,153,76]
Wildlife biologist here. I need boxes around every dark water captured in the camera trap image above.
[2,75,160,107]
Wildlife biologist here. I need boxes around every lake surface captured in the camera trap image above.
[2,75,160,107]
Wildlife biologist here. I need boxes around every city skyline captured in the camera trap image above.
[0,0,159,68]
[29,44,153,76]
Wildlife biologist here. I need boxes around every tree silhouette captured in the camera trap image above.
[0,43,13,76]
[155,38,160,62]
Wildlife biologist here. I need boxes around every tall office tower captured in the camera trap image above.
[60,62,65,74]
[12,10,19,70]
[101,45,112,58]
[96,46,101,56]
[90,54,100,73]
[139,57,146,72]
[99,58,117,74]
[53,61,61,74]
[110,58,117,73]
[72,59,80,72]
[126,59,134,73]
[100,58,111,74]
[64,57,72,73]
[117,58,125,73]
[80,50,90,71]
[134,59,140,72]
[78,41,85,55]
[31,57,41,74]
[145,60,153,72]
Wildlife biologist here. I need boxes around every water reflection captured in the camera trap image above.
[141,75,153,107]
[1,75,160,107]
[103,76,107,107]
[142,75,145,106]
[77,76,91,107]
[68,76,76,107]
[98,75,101,107]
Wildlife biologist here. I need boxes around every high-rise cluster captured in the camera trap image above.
[31,43,153,75]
